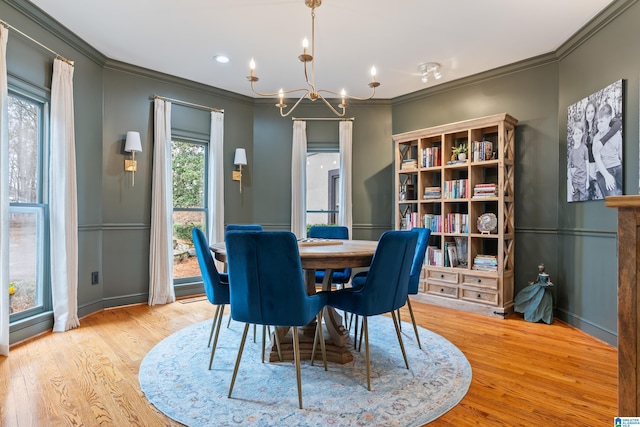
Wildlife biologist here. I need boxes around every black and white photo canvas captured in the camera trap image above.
[566,79,623,202]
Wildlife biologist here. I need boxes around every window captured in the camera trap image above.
[306,150,340,228]
[172,138,207,282]
[8,91,50,321]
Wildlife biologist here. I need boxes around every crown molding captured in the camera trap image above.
[3,0,107,65]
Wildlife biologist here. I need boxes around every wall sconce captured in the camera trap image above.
[124,131,142,186]
[233,148,247,193]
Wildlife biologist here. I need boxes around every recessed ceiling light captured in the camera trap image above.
[214,55,229,64]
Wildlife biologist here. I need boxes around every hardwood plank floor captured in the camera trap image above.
[0,299,617,426]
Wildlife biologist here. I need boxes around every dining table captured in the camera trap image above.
[210,238,378,364]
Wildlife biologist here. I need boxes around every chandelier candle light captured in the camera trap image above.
[247,0,380,117]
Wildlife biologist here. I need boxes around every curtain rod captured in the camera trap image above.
[0,19,74,66]
[153,94,223,113]
[292,117,354,121]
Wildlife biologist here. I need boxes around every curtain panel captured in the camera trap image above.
[0,26,9,355]
[291,120,307,238]
[338,121,353,235]
[208,111,224,269]
[50,59,79,332]
[148,99,176,305]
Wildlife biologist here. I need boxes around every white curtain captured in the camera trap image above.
[50,59,79,332]
[0,26,9,355]
[148,99,175,305]
[291,120,307,238]
[338,120,353,236]
[208,111,224,268]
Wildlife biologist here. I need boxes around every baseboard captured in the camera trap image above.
[555,308,617,346]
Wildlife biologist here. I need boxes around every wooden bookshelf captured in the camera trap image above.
[393,113,518,317]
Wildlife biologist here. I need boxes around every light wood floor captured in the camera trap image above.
[0,299,617,426]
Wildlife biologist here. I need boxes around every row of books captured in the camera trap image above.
[472,254,498,271]
[473,183,497,198]
[400,211,419,230]
[444,213,469,234]
[443,179,469,199]
[425,242,463,267]
[421,147,442,168]
[472,140,495,162]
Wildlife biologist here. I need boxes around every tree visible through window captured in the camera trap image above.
[172,139,206,281]
[8,92,48,319]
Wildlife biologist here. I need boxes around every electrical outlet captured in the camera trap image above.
[91,271,99,285]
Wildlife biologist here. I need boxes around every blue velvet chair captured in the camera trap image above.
[325,230,417,391]
[308,225,352,288]
[351,228,431,349]
[225,230,328,409]
[225,224,263,232]
[192,228,230,370]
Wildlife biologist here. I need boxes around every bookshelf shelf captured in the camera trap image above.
[393,113,518,318]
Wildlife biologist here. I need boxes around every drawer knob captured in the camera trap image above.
[477,279,482,283]
[440,274,444,278]
[477,294,482,299]
[440,288,445,292]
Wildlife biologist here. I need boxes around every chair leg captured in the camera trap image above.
[261,325,267,363]
[353,315,359,350]
[363,316,371,391]
[292,327,303,409]
[226,312,232,328]
[311,310,328,370]
[406,297,422,349]
[358,319,364,352]
[208,305,222,347]
[274,327,283,362]
[253,324,257,343]
[397,308,402,331]
[228,323,250,398]
[208,306,225,370]
[391,310,410,370]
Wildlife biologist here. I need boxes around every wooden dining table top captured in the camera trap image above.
[210,239,378,270]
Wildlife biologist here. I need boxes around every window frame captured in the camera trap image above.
[8,83,52,323]
[306,145,340,226]
[171,134,209,285]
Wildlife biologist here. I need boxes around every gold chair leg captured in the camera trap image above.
[391,310,410,370]
[226,311,232,328]
[208,306,225,369]
[228,323,250,398]
[253,324,257,343]
[317,311,327,370]
[208,305,222,347]
[261,325,267,363]
[406,297,422,349]
[358,319,364,352]
[363,316,371,391]
[353,315,359,351]
[293,327,303,409]
[397,308,402,331]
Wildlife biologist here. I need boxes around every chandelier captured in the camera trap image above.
[247,0,380,117]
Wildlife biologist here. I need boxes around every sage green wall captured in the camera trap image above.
[2,0,105,342]
[555,0,640,343]
[252,100,393,240]
[101,62,255,306]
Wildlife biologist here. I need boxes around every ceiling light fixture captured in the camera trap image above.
[418,62,442,84]
[214,55,230,64]
[247,0,380,117]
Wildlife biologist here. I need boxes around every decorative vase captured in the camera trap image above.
[458,152,467,161]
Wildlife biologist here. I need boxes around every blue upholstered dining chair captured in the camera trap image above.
[325,230,417,391]
[351,228,431,349]
[308,225,352,288]
[225,224,263,232]
[192,228,230,370]
[225,230,328,409]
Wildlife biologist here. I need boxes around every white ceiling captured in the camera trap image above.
[29,0,615,99]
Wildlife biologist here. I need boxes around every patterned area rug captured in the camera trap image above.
[139,316,471,427]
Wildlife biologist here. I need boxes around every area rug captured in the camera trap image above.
[139,316,471,427]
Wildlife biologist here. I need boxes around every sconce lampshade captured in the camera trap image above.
[124,131,142,153]
[234,148,247,166]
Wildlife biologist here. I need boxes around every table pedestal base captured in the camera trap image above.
[267,321,354,364]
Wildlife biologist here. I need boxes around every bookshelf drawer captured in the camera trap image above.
[462,274,498,290]
[426,282,458,298]
[427,270,458,283]
[461,289,498,305]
